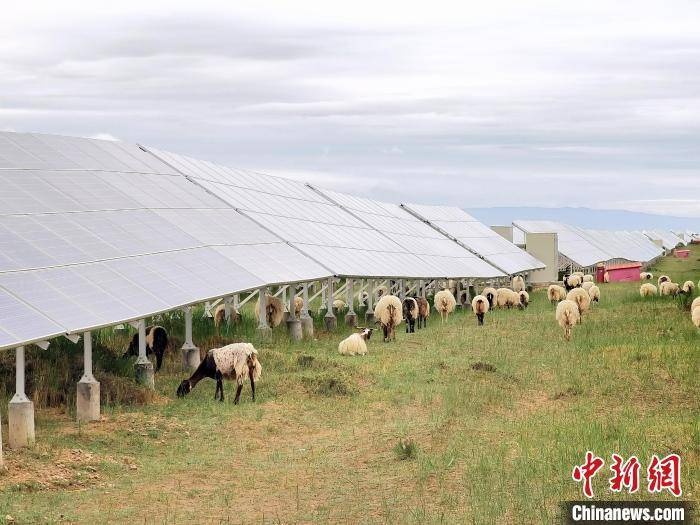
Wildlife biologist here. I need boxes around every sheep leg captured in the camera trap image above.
[249,368,256,402]
[233,384,243,405]
[155,348,163,372]
[215,371,224,401]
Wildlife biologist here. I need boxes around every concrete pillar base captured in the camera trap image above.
[282,311,291,323]
[76,377,100,422]
[181,345,200,373]
[8,397,35,449]
[257,326,272,338]
[365,311,376,325]
[324,315,337,331]
[286,319,303,341]
[135,359,155,389]
[345,313,358,327]
[300,316,314,338]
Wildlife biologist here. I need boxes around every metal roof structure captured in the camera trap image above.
[582,229,662,264]
[309,189,504,278]
[145,147,504,279]
[402,204,545,275]
[0,132,330,350]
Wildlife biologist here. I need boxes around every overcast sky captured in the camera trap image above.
[2,1,699,218]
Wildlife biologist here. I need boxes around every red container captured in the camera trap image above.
[604,262,642,282]
[675,249,689,258]
[595,265,605,283]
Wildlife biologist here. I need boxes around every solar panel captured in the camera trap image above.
[643,230,685,251]
[313,189,503,278]
[0,132,330,350]
[513,220,612,268]
[146,147,483,279]
[401,204,545,275]
[583,230,662,263]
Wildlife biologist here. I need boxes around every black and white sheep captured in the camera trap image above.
[517,290,529,308]
[681,280,695,295]
[403,297,418,333]
[176,343,261,403]
[124,325,169,372]
[482,287,498,309]
[471,295,489,326]
[563,274,582,291]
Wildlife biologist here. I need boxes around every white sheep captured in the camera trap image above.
[604,271,610,283]
[588,285,600,303]
[693,306,700,329]
[639,272,653,281]
[495,288,518,309]
[547,285,567,304]
[214,303,240,327]
[294,296,304,318]
[681,280,695,294]
[254,294,285,328]
[433,289,457,323]
[660,281,680,296]
[374,295,403,342]
[333,299,348,312]
[338,328,374,356]
[640,283,657,297]
[482,287,498,308]
[374,285,388,300]
[512,276,525,292]
[583,275,594,283]
[691,297,700,312]
[517,290,529,308]
[572,271,584,278]
[582,281,594,292]
[176,343,261,403]
[471,295,489,326]
[556,299,580,341]
[566,288,591,322]
[657,275,670,287]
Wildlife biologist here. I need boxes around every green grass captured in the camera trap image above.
[0,248,698,524]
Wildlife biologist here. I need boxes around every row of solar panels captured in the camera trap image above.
[512,220,684,269]
[0,132,545,351]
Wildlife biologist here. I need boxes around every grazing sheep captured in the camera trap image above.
[547,284,567,304]
[338,327,374,356]
[512,276,525,292]
[572,271,584,278]
[214,304,240,327]
[588,285,600,303]
[414,297,430,329]
[124,325,169,372]
[374,285,388,299]
[658,275,670,287]
[333,299,348,312]
[176,343,261,404]
[691,297,700,312]
[471,295,489,325]
[681,280,695,294]
[640,283,657,297]
[582,275,594,283]
[482,287,498,308]
[566,288,591,322]
[517,290,529,309]
[693,307,700,329]
[402,297,418,333]
[357,290,369,308]
[374,295,403,342]
[434,289,457,323]
[604,271,610,283]
[564,274,582,291]
[496,288,518,309]
[556,299,580,341]
[294,296,304,318]
[659,281,680,296]
[254,294,285,328]
[640,272,653,281]
[582,281,594,292]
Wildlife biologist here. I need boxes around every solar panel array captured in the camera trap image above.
[513,220,614,268]
[311,188,504,278]
[643,230,685,251]
[145,147,506,279]
[513,220,664,268]
[0,132,329,350]
[401,204,545,275]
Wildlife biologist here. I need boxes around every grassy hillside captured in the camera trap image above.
[0,247,698,524]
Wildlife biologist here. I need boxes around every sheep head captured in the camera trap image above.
[176,379,192,397]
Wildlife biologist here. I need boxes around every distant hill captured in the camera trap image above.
[466,207,700,232]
